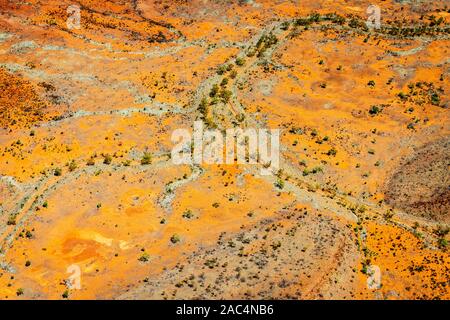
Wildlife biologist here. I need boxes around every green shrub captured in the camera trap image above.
[434,226,450,238]
[398,92,407,100]
[210,84,219,97]
[170,234,181,244]
[275,178,284,189]
[141,152,152,165]
[54,168,62,176]
[280,21,290,30]
[7,214,16,225]
[182,210,194,219]
[103,154,112,165]
[220,77,229,87]
[430,92,440,106]
[216,65,228,75]
[327,148,337,156]
[369,105,381,115]
[235,57,246,66]
[68,160,77,172]
[220,90,232,103]
[138,252,150,262]
[438,238,448,249]
[311,166,323,174]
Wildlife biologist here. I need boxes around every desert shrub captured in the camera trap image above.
[170,234,181,244]
[54,167,62,176]
[141,152,152,165]
[204,258,218,269]
[7,214,16,225]
[235,57,246,66]
[348,17,366,29]
[311,166,323,174]
[384,210,394,220]
[369,105,381,115]
[138,252,150,262]
[220,77,229,87]
[220,90,232,103]
[430,92,440,106]
[407,123,415,130]
[327,148,337,156]
[280,21,290,30]
[275,178,284,189]
[182,210,194,219]
[68,160,77,172]
[434,226,450,238]
[103,154,112,165]
[209,84,219,97]
[398,92,407,100]
[198,97,209,116]
[255,33,278,57]
[216,65,228,75]
[438,238,448,249]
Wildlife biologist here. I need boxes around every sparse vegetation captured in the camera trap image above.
[0,4,448,301]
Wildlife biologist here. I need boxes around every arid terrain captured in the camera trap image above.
[0,0,449,300]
